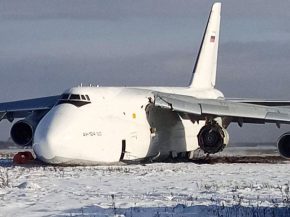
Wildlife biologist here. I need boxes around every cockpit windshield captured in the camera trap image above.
[56,93,91,107]
[70,94,80,100]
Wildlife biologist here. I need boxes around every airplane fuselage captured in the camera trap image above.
[32,86,224,164]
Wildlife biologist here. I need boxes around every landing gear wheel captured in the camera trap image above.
[13,151,35,164]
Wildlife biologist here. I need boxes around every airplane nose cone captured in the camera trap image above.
[33,126,60,163]
[33,105,77,164]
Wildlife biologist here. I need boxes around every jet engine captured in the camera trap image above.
[197,122,229,154]
[10,120,35,146]
[10,112,45,146]
[277,133,290,159]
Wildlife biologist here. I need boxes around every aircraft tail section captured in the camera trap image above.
[189,2,221,89]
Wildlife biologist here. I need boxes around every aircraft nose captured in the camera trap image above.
[33,125,61,163]
[33,106,76,163]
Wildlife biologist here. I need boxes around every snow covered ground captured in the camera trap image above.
[1,159,290,217]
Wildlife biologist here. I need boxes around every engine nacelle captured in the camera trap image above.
[10,120,34,146]
[198,123,229,154]
[277,133,290,159]
[10,113,43,147]
[10,111,47,147]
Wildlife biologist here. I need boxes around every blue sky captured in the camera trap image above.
[1,0,290,142]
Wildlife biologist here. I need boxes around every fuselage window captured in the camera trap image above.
[70,94,80,100]
[85,95,90,101]
[81,95,86,100]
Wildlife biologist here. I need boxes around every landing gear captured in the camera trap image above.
[13,151,35,164]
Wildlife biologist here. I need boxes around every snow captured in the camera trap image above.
[1,160,290,217]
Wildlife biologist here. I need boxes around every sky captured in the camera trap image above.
[1,0,290,142]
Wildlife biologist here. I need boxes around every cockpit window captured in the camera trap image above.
[56,93,91,107]
[70,94,80,100]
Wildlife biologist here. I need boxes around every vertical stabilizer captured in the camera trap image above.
[189,2,221,89]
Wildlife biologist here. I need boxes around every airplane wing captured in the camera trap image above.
[0,95,60,122]
[154,92,290,126]
[228,98,290,107]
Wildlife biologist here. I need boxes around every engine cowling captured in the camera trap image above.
[10,120,34,146]
[198,123,229,154]
[277,133,290,159]
[10,111,47,147]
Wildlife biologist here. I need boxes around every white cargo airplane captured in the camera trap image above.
[1,2,290,165]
